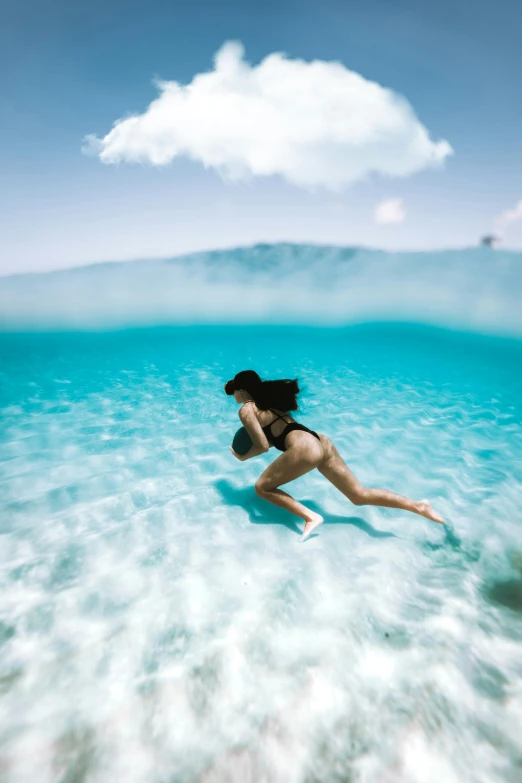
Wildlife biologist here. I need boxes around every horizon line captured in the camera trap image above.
[1,239,516,280]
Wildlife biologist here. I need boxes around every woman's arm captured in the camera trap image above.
[239,402,270,451]
[230,444,269,461]
[230,402,270,461]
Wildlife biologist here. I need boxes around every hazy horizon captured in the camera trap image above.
[1,237,518,279]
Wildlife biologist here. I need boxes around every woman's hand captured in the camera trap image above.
[229,444,269,461]
[229,446,246,461]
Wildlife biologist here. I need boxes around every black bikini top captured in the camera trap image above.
[261,409,290,451]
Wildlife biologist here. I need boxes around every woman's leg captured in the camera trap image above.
[318,443,444,524]
[255,443,324,535]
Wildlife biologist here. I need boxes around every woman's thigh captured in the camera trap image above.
[257,439,324,490]
[317,441,364,497]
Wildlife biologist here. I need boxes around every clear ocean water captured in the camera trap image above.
[1,245,522,782]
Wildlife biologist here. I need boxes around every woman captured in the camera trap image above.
[225,370,444,540]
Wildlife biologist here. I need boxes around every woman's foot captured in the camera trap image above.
[300,512,324,541]
[417,499,444,524]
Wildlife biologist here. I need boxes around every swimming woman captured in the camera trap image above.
[225,370,444,540]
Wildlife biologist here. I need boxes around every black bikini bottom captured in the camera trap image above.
[273,423,320,452]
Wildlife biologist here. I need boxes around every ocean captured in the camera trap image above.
[1,244,522,782]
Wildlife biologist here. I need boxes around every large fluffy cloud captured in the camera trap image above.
[84,41,453,190]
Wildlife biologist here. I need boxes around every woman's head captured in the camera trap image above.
[224,370,300,411]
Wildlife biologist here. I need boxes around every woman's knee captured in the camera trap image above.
[350,487,368,506]
[255,478,272,497]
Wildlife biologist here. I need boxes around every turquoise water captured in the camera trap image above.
[1,322,522,782]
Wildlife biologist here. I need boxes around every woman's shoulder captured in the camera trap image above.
[239,400,258,419]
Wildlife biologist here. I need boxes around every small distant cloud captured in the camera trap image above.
[495,199,522,235]
[374,197,406,225]
[83,41,453,191]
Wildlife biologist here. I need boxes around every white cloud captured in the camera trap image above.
[495,199,522,235]
[84,41,453,191]
[374,197,406,225]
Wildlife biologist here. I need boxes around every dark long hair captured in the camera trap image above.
[224,370,300,411]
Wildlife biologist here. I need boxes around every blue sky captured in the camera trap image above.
[1,0,521,274]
